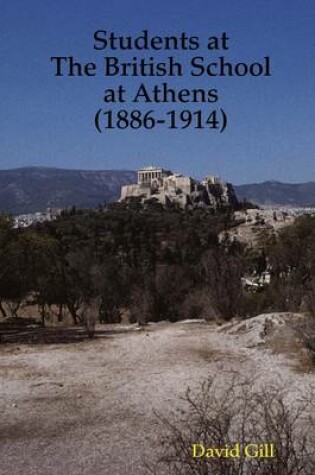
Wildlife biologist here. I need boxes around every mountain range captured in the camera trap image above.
[0,167,314,214]
[234,181,315,207]
[0,167,136,214]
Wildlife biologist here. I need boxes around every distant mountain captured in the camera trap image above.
[0,168,314,215]
[0,167,137,214]
[235,181,315,207]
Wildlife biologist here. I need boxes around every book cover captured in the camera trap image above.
[0,1,314,474]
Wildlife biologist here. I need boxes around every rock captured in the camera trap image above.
[120,167,238,210]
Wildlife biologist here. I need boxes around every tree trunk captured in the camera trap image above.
[0,301,6,319]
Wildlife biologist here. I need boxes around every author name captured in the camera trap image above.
[192,443,275,459]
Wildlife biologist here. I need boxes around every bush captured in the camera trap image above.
[148,374,315,475]
[302,315,315,364]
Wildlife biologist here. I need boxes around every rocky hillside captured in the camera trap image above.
[120,170,238,210]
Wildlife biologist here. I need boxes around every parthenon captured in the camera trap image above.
[137,166,172,185]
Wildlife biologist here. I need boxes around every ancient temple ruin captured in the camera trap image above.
[120,166,238,209]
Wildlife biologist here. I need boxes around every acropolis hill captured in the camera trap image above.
[119,166,238,209]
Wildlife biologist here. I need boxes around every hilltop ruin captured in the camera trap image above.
[119,166,238,209]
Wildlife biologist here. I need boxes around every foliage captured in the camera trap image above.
[148,374,315,475]
[265,216,315,313]
[1,209,315,326]
[0,206,237,323]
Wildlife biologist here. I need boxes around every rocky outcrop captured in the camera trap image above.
[120,167,238,210]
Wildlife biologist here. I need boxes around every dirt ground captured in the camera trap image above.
[0,315,314,475]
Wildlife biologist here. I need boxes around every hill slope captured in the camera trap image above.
[235,181,315,207]
[0,167,137,214]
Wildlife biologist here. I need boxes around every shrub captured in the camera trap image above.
[148,374,315,474]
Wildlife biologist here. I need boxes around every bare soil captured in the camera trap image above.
[0,315,314,475]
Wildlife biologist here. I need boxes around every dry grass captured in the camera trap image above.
[0,318,313,475]
[266,320,315,373]
[196,346,247,364]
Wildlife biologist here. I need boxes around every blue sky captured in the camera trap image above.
[1,0,314,184]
